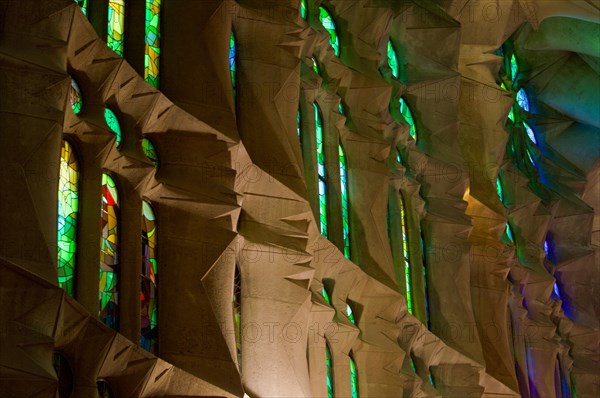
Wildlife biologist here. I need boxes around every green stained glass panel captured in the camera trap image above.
[75,0,87,15]
[326,343,334,398]
[506,223,514,243]
[388,40,399,78]
[510,54,518,82]
[142,137,159,168]
[315,102,328,237]
[107,1,125,56]
[496,177,504,204]
[399,193,413,315]
[104,108,122,148]
[57,140,79,297]
[230,32,236,98]
[322,287,331,304]
[346,304,355,325]
[319,6,339,56]
[70,79,83,115]
[350,355,359,397]
[399,98,417,142]
[145,0,161,88]
[300,0,307,19]
[233,265,242,365]
[141,201,158,354]
[312,57,320,75]
[339,144,350,259]
[100,173,119,330]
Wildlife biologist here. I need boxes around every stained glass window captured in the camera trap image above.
[312,57,320,75]
[315,102,328,238]
[350,354,359,398]
[142,137,159,168]
[387,40,399,78]
[326,343,334,398]
[74,0,87,16]
[107,1,125,56]
[233,264,242,365]
[524,121,537,145]
[141,201,158,354]
[97,380,115,398]
[230,31,236,99]
[399,98,417,142]
[100,173,119,330]
[421,232,430,326]
[322,286,331,305]
[104,108,122,148]
[506,222,514,243]
[510,54,518,82]
[496,177,504,204]
[516,88,530,112]
[399,193,413,315]
[53,352,74,398]
[319,6,339,56]
[70,79,82,115]
[145,0,161,88]
[57,140,79,298]
[346,303,355,324]
[300,0,307,19]
[297,109,302,138]
[339,144,350,259]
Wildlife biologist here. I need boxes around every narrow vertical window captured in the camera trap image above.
[100,173,120,330]
[57,140,79,298]
[230,31,236,100]
[349,353,359,398]
[145,0,161,88]
[300,0,307,19]
[70,79,83,115]
[339,144,350,259]
[420,232,430,326]
[74,0,87,16]
[387,40,399,78]
[399,98,417,142]
[326,343,334,398]
[315,103,328,238]
[104,108,122,148]
[319,6,339,56]
[233,264,242,366]
[107,1,125,56]
[399,193,413,315]
[297,109,302,138]
[312,57,320,74]
[322,286,332,305]
[141,201,158,354]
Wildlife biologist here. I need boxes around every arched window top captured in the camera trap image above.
[339,144,350,258]
[70,78,82,115]
[387,40,399,78]
[399,98,417,142]
[349,353,359,398]
[141,200,158,354]
[107,1,125,56]
[142,137,159,168]
[53,352,74,398]
[325,342,334,398]
[57,140,79,297]
[100,173,120,330]
[229,31,236,95]
[97,380,116,398]
[145,0,162,88]
[300,0,307,19]
[319,6,339,56]
[104,108,122,148]
[346,303,355,324]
